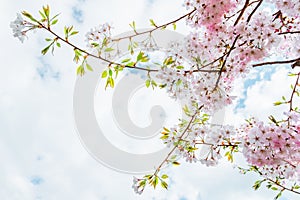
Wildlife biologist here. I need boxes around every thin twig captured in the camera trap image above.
[279,31,300,35]
[112,8,197,42]
[246,0,263,23]
[214,34,240,90]
[153,105,203,175]
[234,0,250,26]
[252,57,300,67]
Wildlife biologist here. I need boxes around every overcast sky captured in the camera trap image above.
[1,0,299,199]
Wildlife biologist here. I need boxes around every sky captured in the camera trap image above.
[1,0,299,200]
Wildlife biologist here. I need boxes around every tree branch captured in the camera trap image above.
[279,31,300,35]
[112,8,197,42]
[252,57,300,67]
[246,0,263,23]
[234,0,250,26]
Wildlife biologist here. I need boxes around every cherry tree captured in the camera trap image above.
[11,0,300,198]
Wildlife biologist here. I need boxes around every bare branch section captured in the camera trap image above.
[279,31,300,35]
[214,34,240,89]
[246,0,263,23]
[234,0,250,26]
[112,8,197,42]
[252,57,300,68]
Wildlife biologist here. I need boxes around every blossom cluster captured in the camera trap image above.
[184,0,236,31]
[85,23,112,50]
[10,14,31,43]
[239,112,300,181]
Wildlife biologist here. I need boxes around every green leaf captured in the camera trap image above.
[172,161,180,166]
[176,79,182,86]
[137,51,144,62]
[109,69,113,77]
[173,23,176,30]
[76,65,85,76]
[56,42,61,48]
[161,180,168,189]
[70,31,79,36]
[271,187,278,191]
[163,127,170,132]
[163,57,175,65]
[140,180,146,187]
[129,21,136,30]
[86,63,93,71]
[126,62,136,67]
[152,176,159,189]
[274,191,282,200]
[41,45,51,55]
[161,174,168,179]
[43,5,50,18]
[151,80,157,88]
[294,185,300,190]
[273,101,282,106]
[51,19,58,25]
[101,70,108,78]
[39,10,46,19]
[104,47,114,52]
[252,180,265,190]
[21,11,38,23]
[121,58,131,63]
[176,65,184,69]
[149,19,157,27]
[145,79,151,88]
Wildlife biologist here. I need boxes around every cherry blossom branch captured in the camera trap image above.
[266,178,300,195]
[153,106,203,176]
[195,141,239,148]
[252,57,300,68]
[37,22,158,72]
[225,0,260,21]
[234,0,250,26]
[279,31,300,35]
[214,34,240,89]
[112,8,197,42]
[288,72,300,112]
[246,0,263,23]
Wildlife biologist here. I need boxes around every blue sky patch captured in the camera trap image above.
[30,176,44,186]
[72,7,84,23]
[36,57,60,80]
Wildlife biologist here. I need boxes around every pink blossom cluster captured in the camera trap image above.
[267,0,300,19]
[161,121,237,166]
[239,113,300,181]
[184,0,236,31]
[156,66,234,114]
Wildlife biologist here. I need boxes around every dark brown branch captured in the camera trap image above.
[214,34,240,90]
[279,31,300,35]
[225,0,260,21]
[234,0,250,26]
[39,23,159,72]
[246,0,263,23]
[252,57,300,67]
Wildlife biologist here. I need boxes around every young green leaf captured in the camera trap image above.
[150,19,157,27]
[145,79,151,88]
[86,63,93,71]
[161,180,168,189]
[161,174,168,179]
[101,70,108,78]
